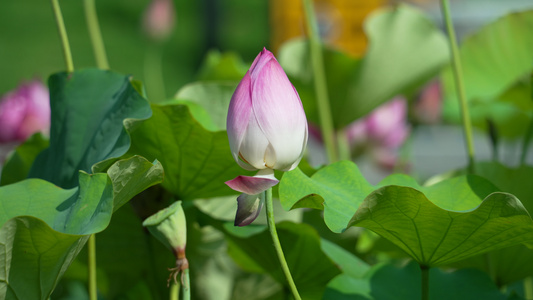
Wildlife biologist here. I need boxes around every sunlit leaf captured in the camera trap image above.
[280,161,533,266]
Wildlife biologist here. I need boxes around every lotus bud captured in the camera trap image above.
[225,48,308,226]
[142,201,188,286]
[0,80,50,144]
[143,0,176,42]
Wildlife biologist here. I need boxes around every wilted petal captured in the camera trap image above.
[225,169,278,195]
[251,61,307,170]
[235,193,264,226]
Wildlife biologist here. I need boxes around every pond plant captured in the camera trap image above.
[1,0,533,299]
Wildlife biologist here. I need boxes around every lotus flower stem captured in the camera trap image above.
[440,0,475,173]
[524,277,533,300]
[88,234,97,300]
[420,264,429,300]
[302,0,338,164]
[336,129,351,161]
[520,73,533,165]
[169,282,179,300]
[83,0,109,70]
[520,119,533,165]
[181,268,191,300]
[50,0,74,73]
[144,44,167,102]
[265,188,301,300]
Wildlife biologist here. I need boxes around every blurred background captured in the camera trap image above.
[1,0,532,98]
[1,0,533,182]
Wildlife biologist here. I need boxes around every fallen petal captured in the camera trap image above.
[235,193,264,226]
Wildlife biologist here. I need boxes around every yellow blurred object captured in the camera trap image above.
[270,0,386,57]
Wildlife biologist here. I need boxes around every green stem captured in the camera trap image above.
[264,188,301,300]
[520,73,533,165]
[520,118,533,165]
[144,44,167,102]
[181,269,190,300]
[170,282,180,300]
[88,234,97,300]
[524,277,533,300]
[51,0,74,72]
[302,0,338,163]
[420,264,429,300]
[336,128,351,161]
[440,0,475,173]
[83,0,109,69]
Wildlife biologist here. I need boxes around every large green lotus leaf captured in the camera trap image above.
[28,68,152,189]
[126,104,251,200]
[0,133,48,186]
[280,160,497,233]
[324,261,505,300]
[442,10,533,137]
[172,81,238,131]
[441,162,533,285]
[224,222,341,300]
[0,155,163,300]
[351,187,533,266]
[280,161,533,266]
[0,172,113,300]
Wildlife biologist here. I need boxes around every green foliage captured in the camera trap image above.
[279,4,448,128]
[280,161,533,266]
[28,69,152,189]
[127,103,251,200]
[324,261,505,300]
[442,10,533,138]
[224,222,341,300]
[172,81,239,131]
[0,133,48,186]
[0,155,163,300]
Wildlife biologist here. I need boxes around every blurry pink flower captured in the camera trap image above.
[345,97,410,170]
[414,80,442,124]
[347,97,409,149]
[365,98,409,149]
[143,0,176,41]
[0,80,50,144]
[225,48,308,226]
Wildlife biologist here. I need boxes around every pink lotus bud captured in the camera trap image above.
[225,48,308,226]
[143,0,176,41]
[0,80,50,144]
[227,48,308,172]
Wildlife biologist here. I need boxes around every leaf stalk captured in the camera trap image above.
[440,0,475,173]
[50,0,74,73]
[302,0,338,163]
[83,0,109,69]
